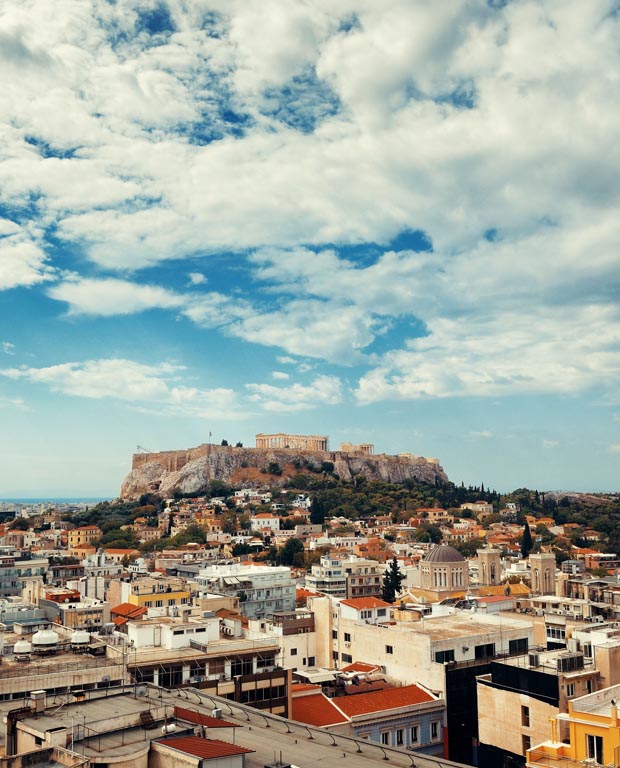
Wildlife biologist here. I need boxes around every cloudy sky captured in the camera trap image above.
[1,0,619,497]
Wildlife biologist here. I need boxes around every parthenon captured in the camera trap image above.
[255,433,329,450]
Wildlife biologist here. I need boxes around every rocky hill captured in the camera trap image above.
[120,444,449,500]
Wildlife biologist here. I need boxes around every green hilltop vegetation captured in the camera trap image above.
[55,477,620,563]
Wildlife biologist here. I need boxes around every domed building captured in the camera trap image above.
[420,545,469,595]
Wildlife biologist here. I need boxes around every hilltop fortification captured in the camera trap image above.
[120,437,448,500]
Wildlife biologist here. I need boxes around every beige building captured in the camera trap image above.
[308,594,534,692]
[476,647,612,767]
[477,546,502,587]
[529,552,556,596]
[339,442,374,455]
[255,433,328,450]
[419,545,469,597]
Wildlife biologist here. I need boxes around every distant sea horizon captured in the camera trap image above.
[0,497,114,504]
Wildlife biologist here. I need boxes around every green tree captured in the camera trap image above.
[280,537,304,566]
[521,521,533,558]
[9,517,29,530]
[382,556,405,603]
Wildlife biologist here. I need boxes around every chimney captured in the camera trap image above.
[31,690,46,713]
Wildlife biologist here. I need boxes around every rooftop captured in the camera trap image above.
[155,735,254,759]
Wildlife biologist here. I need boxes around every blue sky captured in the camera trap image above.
[1,0,619,497]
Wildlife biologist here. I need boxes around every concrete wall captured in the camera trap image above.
[477,677,556,759]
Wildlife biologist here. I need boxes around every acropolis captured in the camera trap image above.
[255,432,329,451]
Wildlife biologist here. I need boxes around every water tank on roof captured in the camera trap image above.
[13,640,32,659]
[32,629,59,651]
[71,630,90,646]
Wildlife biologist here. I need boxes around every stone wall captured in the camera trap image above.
[121,444,449,500]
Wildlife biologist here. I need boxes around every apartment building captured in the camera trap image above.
[477,647,611,767]
[195,563,296,619]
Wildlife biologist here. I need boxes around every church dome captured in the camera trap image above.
[424,545,465,563]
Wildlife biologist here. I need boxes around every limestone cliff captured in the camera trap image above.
[120,444,449,500]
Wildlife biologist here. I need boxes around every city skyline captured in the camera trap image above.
[1,1,619,497]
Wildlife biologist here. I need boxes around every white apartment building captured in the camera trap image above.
[305,554,382,599]
[308,595,535,694]
[195,563,296,619]
[246,609,317,671]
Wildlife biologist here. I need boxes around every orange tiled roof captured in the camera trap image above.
[334,684,434,717]
[173,706,236,728]
[111,602,148,619]
[340,597,391,609]
[291,683,320,693]
[155,736,253,759]
[291,693,348,727]
[340,662,382,674]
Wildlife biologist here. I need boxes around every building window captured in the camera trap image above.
[344,632,351,642]
[521,706,530,727]
[431,722,439,741]
[385,645,393,654]
[435,649,455,663]
[522,735,531,756]
[587,734,603,762]
[381,732,390,745]
[377,608,386,616]
[332,651,339,662]
[332,630,338,639]
[396,729,404,746]
[290,648,297,656]
[410,726,419,745]
[509,638,528,654]
[475,643,495,659]
[567,683,575,697]
[586,679,593,693]
[308,656,315,666]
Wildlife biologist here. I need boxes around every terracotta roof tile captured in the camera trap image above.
[291,693,348,727]
[173,706,236,728]
[340,597,391,609]
[155,736,253,759]
[334,684,435,717]
[340,662,382,674]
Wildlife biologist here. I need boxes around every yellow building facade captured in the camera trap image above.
[527,683,620,767]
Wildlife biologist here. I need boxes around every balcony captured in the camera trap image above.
[527,746,617,768]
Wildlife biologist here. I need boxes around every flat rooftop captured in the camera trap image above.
[3,686,469,768]
[0,650,122,679]
[388,610,532,641]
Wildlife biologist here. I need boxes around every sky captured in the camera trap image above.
[1,0,619,498]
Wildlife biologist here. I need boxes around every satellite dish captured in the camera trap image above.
[102,675,110,684]
[136,686,147,697]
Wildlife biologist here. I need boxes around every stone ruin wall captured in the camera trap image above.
[131,442,440,473]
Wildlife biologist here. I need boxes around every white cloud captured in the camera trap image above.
[234,300,381,363]
[0,358,239,417]
[0,0,619,409]
[272,371,290,380]
[470,430,493,439]
[355,304,620,403]
[2,342,15,355]
[0,395,29,410]
[188,272,207,286]
[246,374,342,411]
[48,277,184,316]
[0,222,54,290]
[608,444,620,455]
